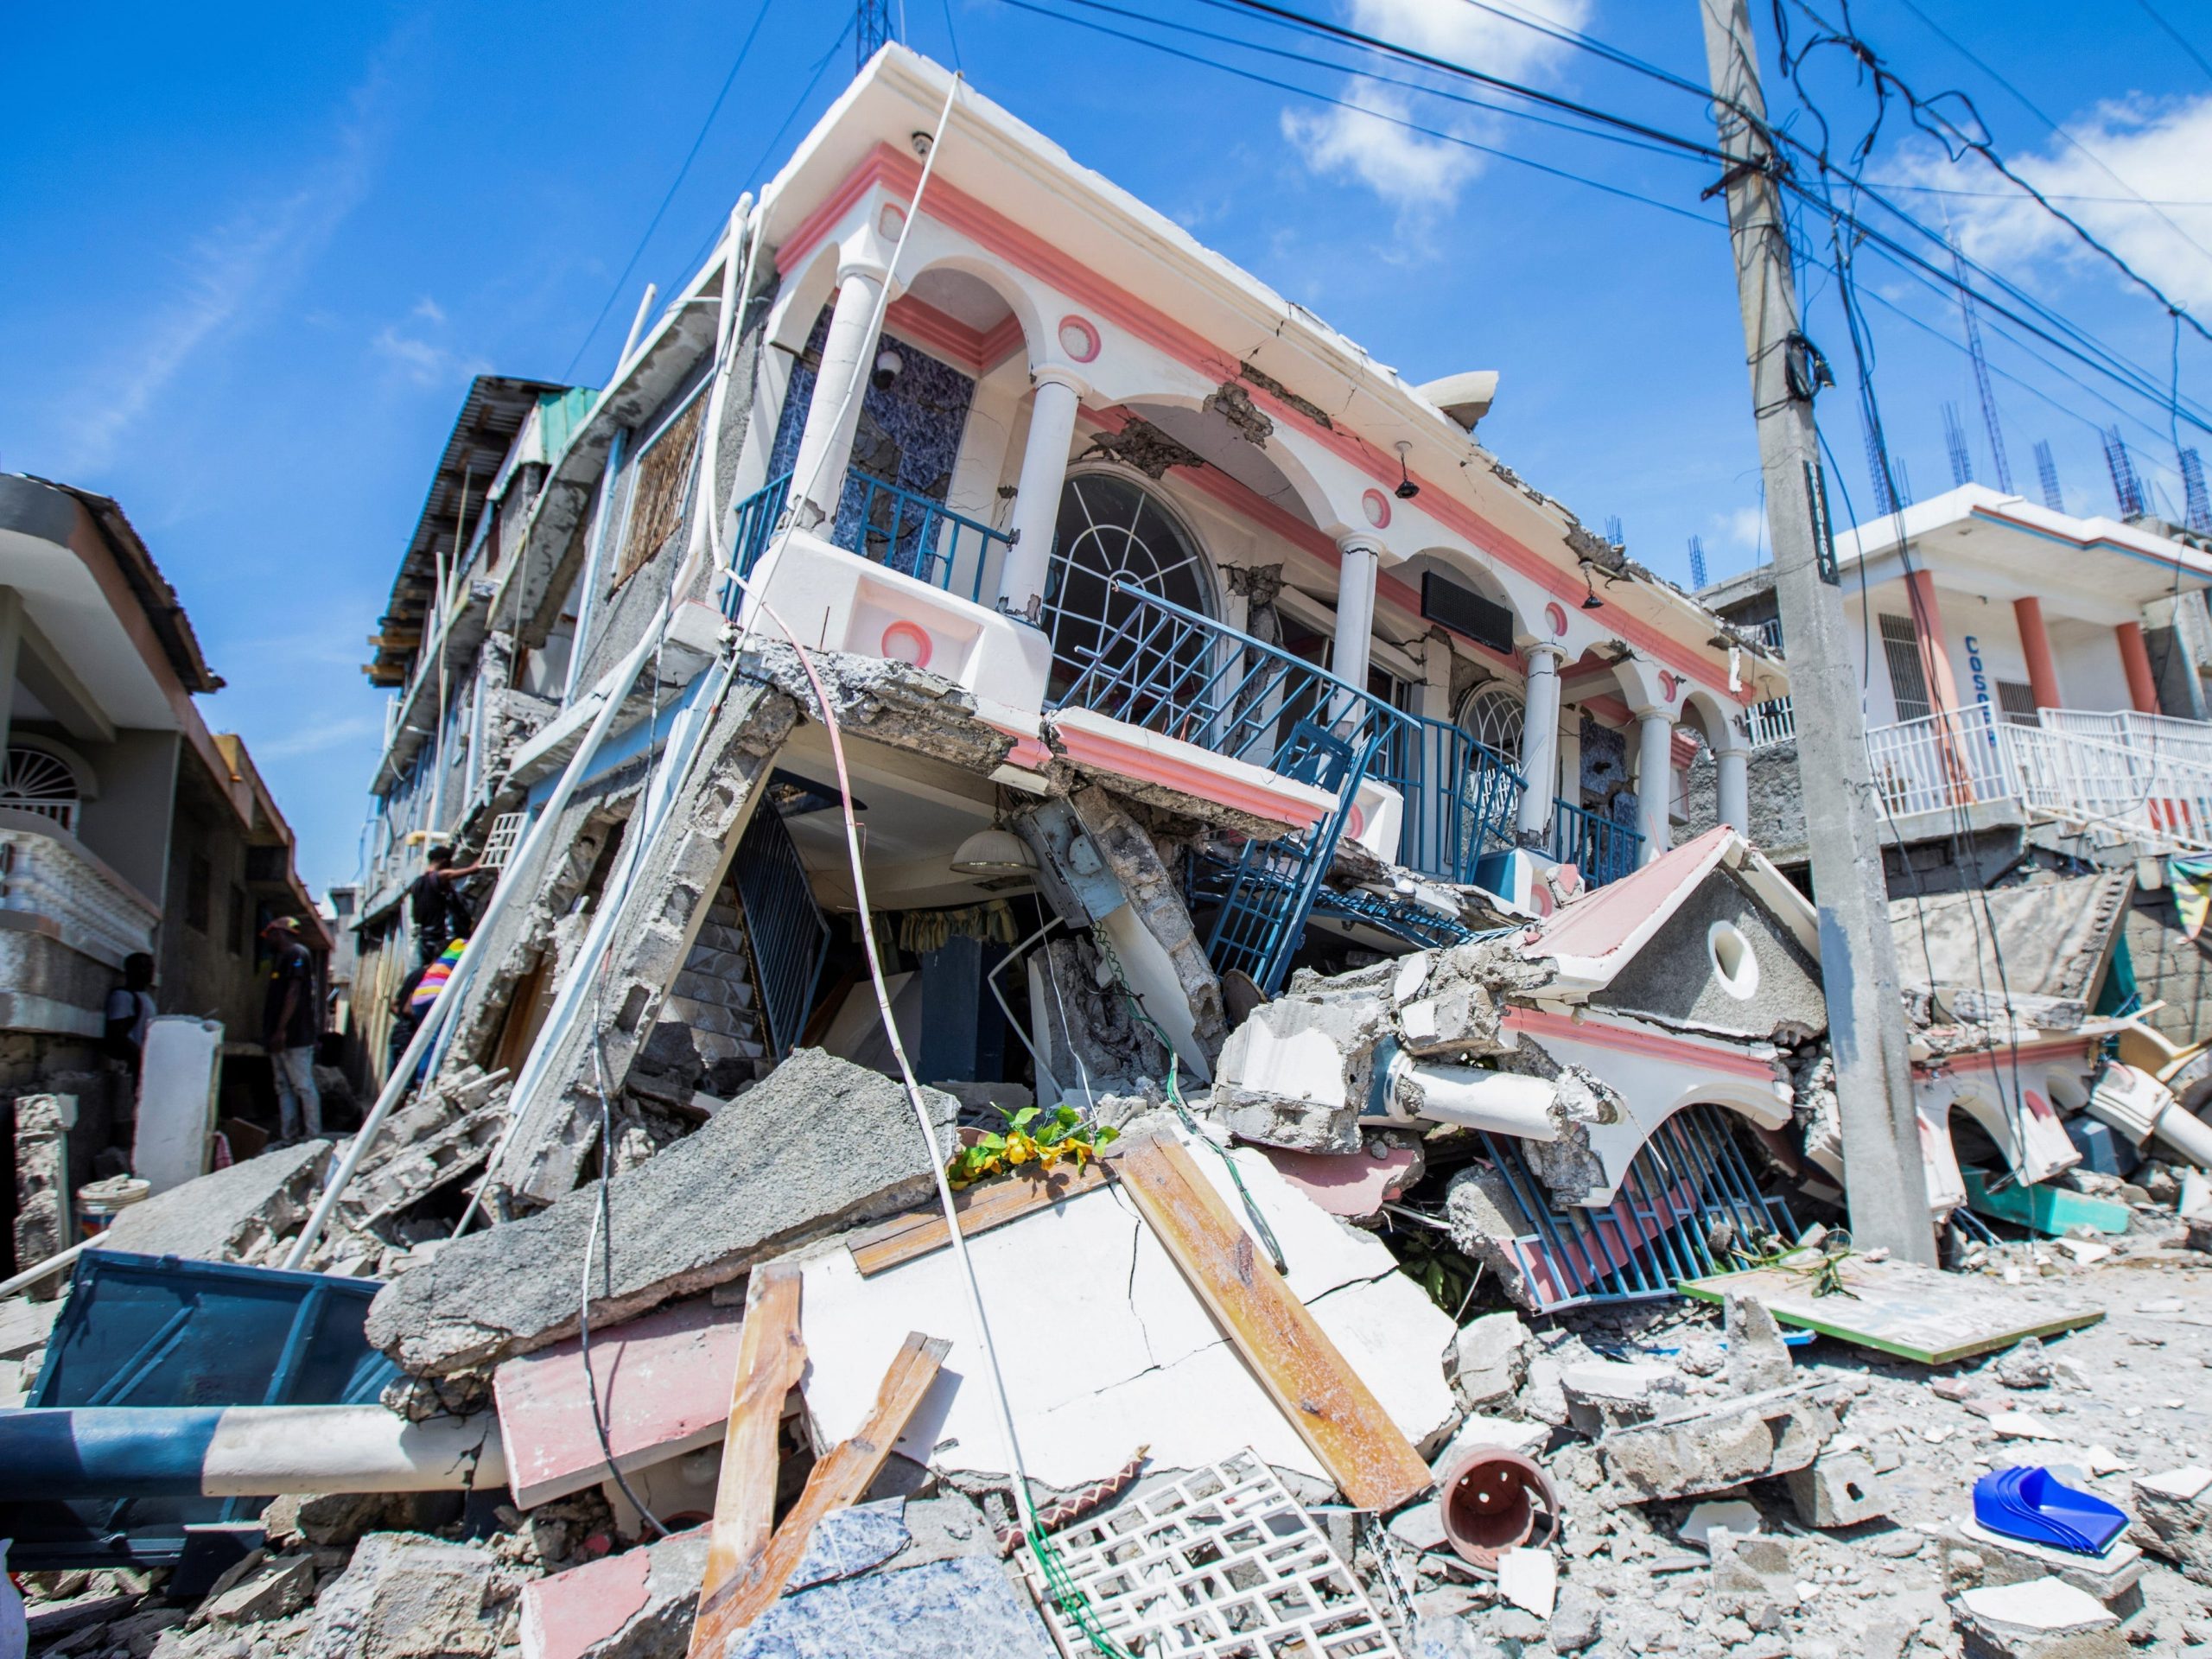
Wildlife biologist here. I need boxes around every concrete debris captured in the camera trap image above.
[195,1553,317,1627]
[100,1139,332,1267]
[365,1050,951,1377]
[1725,1294,1796,1393]
[517,1527,706,1659]
[1445,1310,1531,1414]
[1681,1498,1764,1550]
[2128,1466,2212,1584]
[1786,1449,1893,1529]
[1951,1575,2125,1659]
[302,1533,520,1659]
[1597,1384,1838,1503]
[1208,984,1391,1152]
[10,1093,73,1294]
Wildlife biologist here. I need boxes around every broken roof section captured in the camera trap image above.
[1891,869,2133,1014]
[367,375,586,689]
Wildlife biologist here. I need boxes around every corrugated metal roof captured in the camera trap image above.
[368,375,586,686]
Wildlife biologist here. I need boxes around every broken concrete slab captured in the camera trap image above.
[1597,1385,1838,1503]
[1260,1133,1423,1223]
[1726,1294,1796,1393]
[798,1126,1457,1491]
[1209,987,1392,1152]
[2126,1465,2212,1584]
[338,1069,512,1234]
[366,1051,950,1377]
[1785,1449,1892,1529]
[1938,1517,2144,1609]
[517,1527,706,1659]
[100,1141,330,1266]
[302,1532,517,1659]
[1445,1310,1531,1414]
[1560,1357,1686,1434]
[493,1295,744,1507]
[1951,1575,2125,1659]
[198,1553,316,1626]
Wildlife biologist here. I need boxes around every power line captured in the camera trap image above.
[2134,0,2212,85]
[562,0,776,381]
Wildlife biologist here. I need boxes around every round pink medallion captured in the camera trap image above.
[880,621,932,670]
[1345,804,1366,838]
[1056,315,1100,364]
[877,202,907,239]
[1361,489,1391,530]
[1544,601,1568,639]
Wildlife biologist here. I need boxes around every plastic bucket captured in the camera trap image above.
[75,1176,152,1237]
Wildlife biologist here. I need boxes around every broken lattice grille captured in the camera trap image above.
[1018,1450,1402,1658]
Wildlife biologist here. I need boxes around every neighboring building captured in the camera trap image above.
[1698,482,2212,1040]
[0,473,329,1245]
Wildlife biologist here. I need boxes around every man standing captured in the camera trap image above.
[410,845,484,965]
[104,952,157,1076]
[262,916,321,1143]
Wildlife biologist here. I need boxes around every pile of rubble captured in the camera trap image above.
[6,1026,2212,1659]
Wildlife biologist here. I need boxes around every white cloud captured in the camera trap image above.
[1892,93,2212,310]
[370,306,488,388]
[1713,504,1765,555]
[252,712,385,760]
[1283,0,1592,221]
[51,70,390,474]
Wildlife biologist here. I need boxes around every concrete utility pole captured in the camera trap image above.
[1697,0,1936,1263]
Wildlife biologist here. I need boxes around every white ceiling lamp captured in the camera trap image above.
[950,827,1036,876]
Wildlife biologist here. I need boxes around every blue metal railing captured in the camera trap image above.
[734,803,830,1062]
[832,473,1009,604]
[1549,798,1644,888]
[1373,712,1526,886]
[724,468,1011,609]
[730,472,791,584]
[1050,582,1400,995]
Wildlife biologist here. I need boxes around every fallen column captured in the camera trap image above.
[0,1405,505,1498]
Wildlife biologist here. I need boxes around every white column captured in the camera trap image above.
[1717,747,1751,835]
[997,368,1086,622]
[1332,536,1381,696]
[1516,644,1565,842]
[1635,711,1674,865]
[789,259,888,527]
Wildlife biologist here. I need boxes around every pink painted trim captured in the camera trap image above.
[774,143,1738,695]
[1669,730,1700,767]
[983,720,1054,772]
[1916,1035,2094,1080]
[1048,717,1331,830]
[1580,693,1633,728]
[1545,602,1568,639]
[1057,314,1101,363]
[885,295,988,370]
[979,313,1027,369]
[1503,1006,1780,1084]
[1659,671,1680,703]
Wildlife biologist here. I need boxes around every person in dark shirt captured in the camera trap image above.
[387,958,431,1079]
[410,845,484,964]
[104,952,157,1074]
[261,916,322,1142]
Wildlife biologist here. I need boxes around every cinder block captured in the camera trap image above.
[1785,1451,1892,1528]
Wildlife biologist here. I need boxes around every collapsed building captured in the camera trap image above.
[10,41,2212,1659]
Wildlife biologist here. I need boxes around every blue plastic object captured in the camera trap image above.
[1973,1466,2129,1555]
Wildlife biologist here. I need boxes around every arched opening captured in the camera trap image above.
[1045,470,1217,697]
[1,743,86,832]
[1456,681,1525,759]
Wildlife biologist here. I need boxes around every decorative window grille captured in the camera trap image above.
[1457,680,1527,760]
[1044,473,1215,696]
[1995,681,2038,725]
[480,810,527,870]
[0,746,82,832]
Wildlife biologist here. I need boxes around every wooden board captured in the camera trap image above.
[685,1263,804,1659]
[845,1161,1112,1276]
[1679,1253,2105,1365]
[688,1329,950,1653]
[1106,1127,1432,1513]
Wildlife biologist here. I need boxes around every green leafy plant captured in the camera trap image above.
[946,1103,1121,1190]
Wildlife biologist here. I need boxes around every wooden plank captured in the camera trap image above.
[846,1161,1112,1276]
[1105,1127,1432,1513]
[1678,1253,2104,1365]
[684,1263,805,1659]
[688,1329,950,1652]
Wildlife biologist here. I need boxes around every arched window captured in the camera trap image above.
[1045,473,1214,696]
[0,744,85,832]
[1456,681,1525,760]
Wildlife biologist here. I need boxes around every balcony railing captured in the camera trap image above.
[1374,712,1526,886]
[726,468,1012,609]
[0,813,161,967]
[1549,798,1644,889]
[1745,697,1796,749]
[1862,702,2212,854]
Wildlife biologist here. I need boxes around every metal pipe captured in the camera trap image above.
[0,1406,505,1500]
[1386,1049,1560,1140]
[618,282,660,372]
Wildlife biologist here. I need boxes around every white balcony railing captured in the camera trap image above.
[1745,697,1796,749]
[0,811,161,966]
[1859,703,2212,854]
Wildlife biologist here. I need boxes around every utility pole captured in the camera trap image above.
[1697,0,1936,1264]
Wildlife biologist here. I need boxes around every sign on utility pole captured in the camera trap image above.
[1696,0,1936,1263]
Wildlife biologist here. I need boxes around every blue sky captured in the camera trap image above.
[3,0,2206,894]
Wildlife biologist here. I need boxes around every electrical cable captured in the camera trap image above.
[2133,0,2212,85]
[563,0,775,379]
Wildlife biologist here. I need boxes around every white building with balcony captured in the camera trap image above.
[0,474,328,1243]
